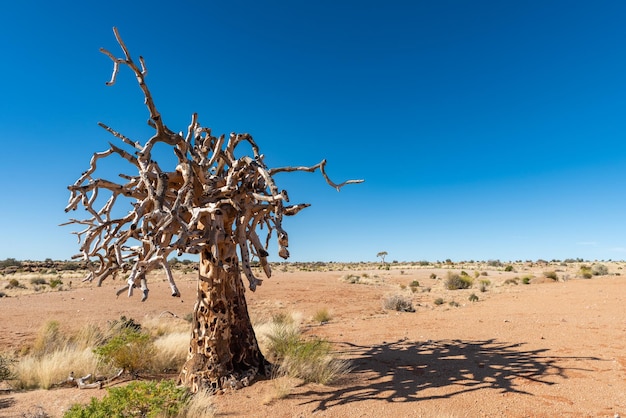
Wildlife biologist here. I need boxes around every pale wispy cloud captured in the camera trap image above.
[576,241,598,247]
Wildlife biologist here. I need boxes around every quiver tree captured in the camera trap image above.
[62,27,362,393]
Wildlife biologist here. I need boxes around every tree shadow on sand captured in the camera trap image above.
[297,338,601,412]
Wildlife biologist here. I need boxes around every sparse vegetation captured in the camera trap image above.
[94,327,155,375]
[312,308,333,324]
[579,265,593,279]
[383,293,415,312]
[0,258,22,268]
[6,278,24,289]
[30,277,47,286]
[503,278,519,285]
[543,271,558,281]
[592,264,608,276]
[64,380,193,418]
[479,279,491,292]
[445,272,473,290]
[257,313,350,384]
[49,278,63,289]
[434,297,445,306]
[469,293,479,302]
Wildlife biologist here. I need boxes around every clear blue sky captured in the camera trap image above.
[1,1,625,262]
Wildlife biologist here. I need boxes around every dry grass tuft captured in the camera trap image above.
[256,312,351,385]
[13,346,104,389]
[179,388,216,417]
[152,331,189,373]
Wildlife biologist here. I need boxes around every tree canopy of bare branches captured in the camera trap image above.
[62,27,363,303]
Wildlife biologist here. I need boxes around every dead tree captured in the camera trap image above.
[62,27,362,393]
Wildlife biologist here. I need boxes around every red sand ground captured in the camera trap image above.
[0,263,625,417]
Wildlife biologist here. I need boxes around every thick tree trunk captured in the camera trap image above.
[178,246,269,393]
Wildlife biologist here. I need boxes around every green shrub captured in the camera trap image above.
[522,277,531,285]
[579,265,592,279]
[445,272,473,290]
[433,297,445,306]
[504,265,514,272]
[479,279,491,292]
[468,293,479,302]
[543,271,558,281]
[64,380,190,418]
[94,328,154,374]
[383,294,415,312]
[49,278,63,289]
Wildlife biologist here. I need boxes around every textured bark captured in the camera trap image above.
[178,246,268,393]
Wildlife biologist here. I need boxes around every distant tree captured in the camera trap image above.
[376,251,388,266]
[63,27,362,393]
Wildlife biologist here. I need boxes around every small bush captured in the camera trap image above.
[49,278,63,289]
[543,271,558,281]
[522,277,531,284]
[261,317,350,384]
[6,278,23,289]
[94,328,155,374]
[30,277,47,286]
[468,293,479,302]
[433,297,445,306]
[312,308,332,324]
[342,274,360,284]
[503,278,519,285]
[504,265,514,272]
[445,272,473,290]
[64,380,191,418]
[383,294,415,312]
[429,273,437,280]
[592,264,608,276]
[579,265,592,279]
[479,279,491,292]
[449,301,460,307]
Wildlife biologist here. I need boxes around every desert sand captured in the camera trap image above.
[0,261,625,417]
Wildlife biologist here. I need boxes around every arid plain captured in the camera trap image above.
[0,260,625,417]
